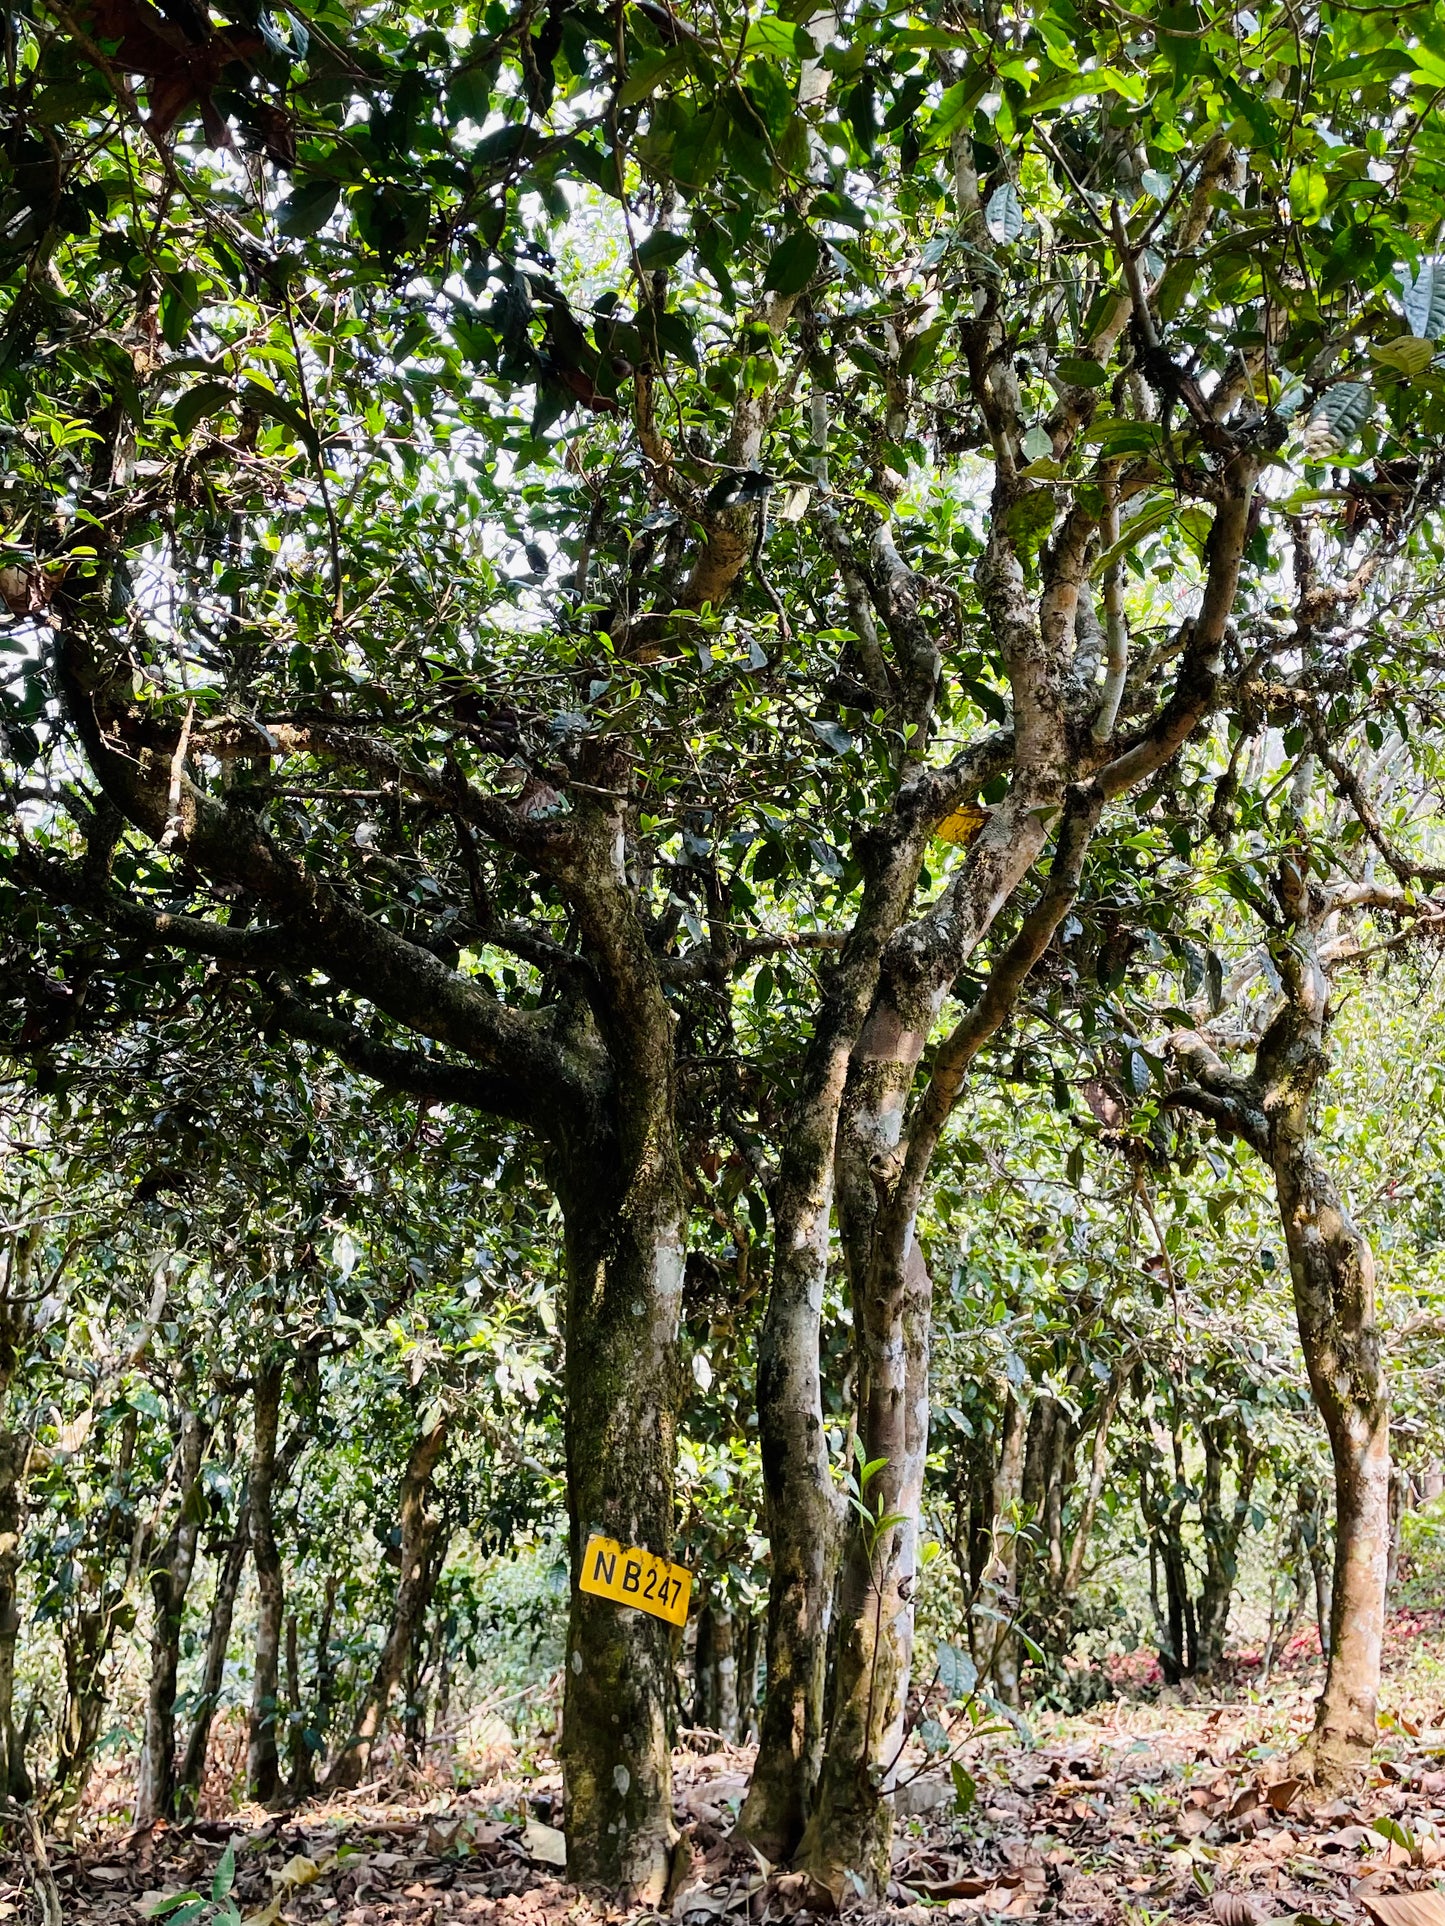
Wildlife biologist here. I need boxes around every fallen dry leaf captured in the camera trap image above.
[1266,1778,1305,1812]
[1360,1897,1445,1926]
[1211,1893,1274,1925]
[523,1821,568,1868]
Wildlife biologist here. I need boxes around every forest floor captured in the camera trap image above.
[12,1610,1445,1926]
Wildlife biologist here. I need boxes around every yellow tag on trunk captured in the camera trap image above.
[578,1533,692,1626]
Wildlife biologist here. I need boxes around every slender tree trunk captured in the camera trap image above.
[1386,1465,1405,1598]
[285,1613,314,1798]
[743,826,934,1862]
[247,1361,286,1804]
[985,1392,1027,1704]
[1194,1423,1259,1679]
[177,1487,251,1811]
[135,1409,207,1822]
[325,1415,448,1792]
[1062,1369,1124,1596]
[1172,883,1388,1781]
[735,1611,760,1744]
[692,1596,738,1741]
[0,1427,27,1798]
[556,1161,688,1898]
[54,1409,140,1821]
[1272,1117,1388,1782]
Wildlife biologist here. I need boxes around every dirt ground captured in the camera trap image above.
[10,1611,1445,1926]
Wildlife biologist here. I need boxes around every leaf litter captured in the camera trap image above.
[12,1627,1445,1925]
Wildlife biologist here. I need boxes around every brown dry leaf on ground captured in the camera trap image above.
[16,1630,1445,1926]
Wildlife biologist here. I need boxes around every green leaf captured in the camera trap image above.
[1057,356,1107,387]
[937,1641,978,1701]
[951,1761,977,1815]
[241,380,320,458]
[764,228,821,296]
[172,382,232,438]
[985,181,1023,244]
[277,177,340,238]
[212,1839,237,1901]
[1370,335,1435,378]
[1311,381,1371,447]
[616,47,690,107]
[1398,257,1445,339]
[636,230,690,270]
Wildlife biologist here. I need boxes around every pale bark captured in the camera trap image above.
[692,1597,738,1742]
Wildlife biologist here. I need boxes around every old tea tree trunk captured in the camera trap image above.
[49,601,694,1890]
[1169,848,1390,1786]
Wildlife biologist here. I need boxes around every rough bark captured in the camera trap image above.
[135,1408,207,1822]
[797,1237,932,1895]
[247,1360,287,1805]
[557,1160,687,1898]
[1268,1056,1388,1782]
[325,1414,449,1791]
[1169,851,1389,1783]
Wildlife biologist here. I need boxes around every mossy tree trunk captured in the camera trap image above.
[557,1160,686,1898]
[1170,845,1389,1785]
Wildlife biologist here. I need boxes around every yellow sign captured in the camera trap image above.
[578,1533,692,1626]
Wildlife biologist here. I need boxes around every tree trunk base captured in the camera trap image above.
[795,1771,889,1906]
[1290,1720,1375,1792]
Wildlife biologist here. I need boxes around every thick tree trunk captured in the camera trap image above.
[557,1166,687,1899]
[326,1415,448,1792]
[800,1233,931,1897]
[743,1190,844,1858]
[135,1409,207,1822]
[177,1487,251,1811]
[247,1361,287,1804]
